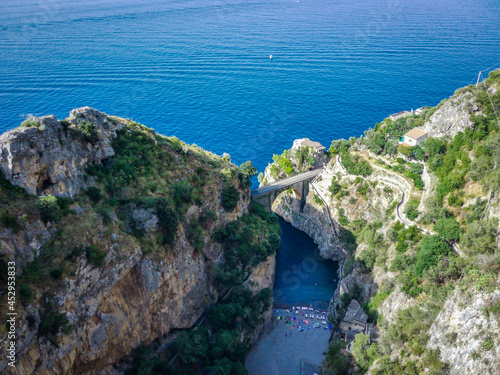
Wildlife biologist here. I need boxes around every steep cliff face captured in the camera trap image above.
[421,91,478,139]
[0,108,276,375]
[427,288,500,374]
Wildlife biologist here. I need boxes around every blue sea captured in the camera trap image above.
[0,0,499,174]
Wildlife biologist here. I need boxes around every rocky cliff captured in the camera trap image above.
[0,108,120,197]
[421,91,479,139]
[0,108,278,374]
[269,71,500,375]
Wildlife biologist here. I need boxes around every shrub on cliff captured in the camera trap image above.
[238,160,257,188]
[155,197,179,245]
[341,152,372,176]
[351,333,380,371]
[20,118,44,129]
[329,179,342,195]
[39,304,71,347]
[76,119,99,144]
[324,340,348,374]
[272,153,294,176]
[38,195,59,223]
[404,199,419,220]
[460,218,498,255]
[186,219,205,251]
[85,186,102,203]
[86,245,107,267]
[221,186,240,211]
[397,144,413,157]
[415,235,450,276]
[424,137,447,157]
[172,181,193,206]
[0,213,23,233]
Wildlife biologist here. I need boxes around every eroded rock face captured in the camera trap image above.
[422,92,477,139]
[427,288,500,374]
[0,107,123,197]
[0,220,52,264]
[10,242,220,375]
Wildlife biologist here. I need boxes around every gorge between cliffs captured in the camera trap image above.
[1,71,500,375]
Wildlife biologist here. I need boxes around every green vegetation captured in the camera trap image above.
[238,160,258,188]
[213,201,280,286]
[221,186,240,211]
[341,152,372,176]
[433,218,461,242]
[268,145,319,181]
[85,186,102,203]
[0,212,23,233]
[76,119,99,144]
[323,340,348,375]
[0,119,261,343]
[351,333,380,371]
[38,304,72,347]
[20,118,44,129]
[271,150,294,177]
[186,219,205,251]
[323,71,500,374]
[350,220,388,272]
[329,177,342,196]
[363,109,431,156]
[313,194,324,206]
[85,245,107,267]
[460,219,498,255]
[404,198,419,220]
[38,195,59,223]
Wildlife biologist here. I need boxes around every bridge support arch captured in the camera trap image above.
[251,172,315,212]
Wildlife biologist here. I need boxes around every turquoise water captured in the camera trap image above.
[274,218,339,309]
[1,0,500,174]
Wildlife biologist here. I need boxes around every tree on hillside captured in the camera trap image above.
[460,219,498,255]
[239,161,257,177]
[423,137,447,157]
[415,235,450,275]
[433,218,461,242]
[397,144,412,157]
[351,333,380,370]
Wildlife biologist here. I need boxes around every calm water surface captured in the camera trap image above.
[1,0,500,174]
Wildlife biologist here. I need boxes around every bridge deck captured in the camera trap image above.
[251,168,323,196]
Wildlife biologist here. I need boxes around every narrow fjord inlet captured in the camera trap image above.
[274,218,339,311]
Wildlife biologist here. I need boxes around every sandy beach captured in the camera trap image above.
[246,308,332,375]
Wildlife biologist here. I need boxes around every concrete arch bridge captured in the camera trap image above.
[251,169,322,212]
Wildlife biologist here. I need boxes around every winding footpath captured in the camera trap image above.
[313,155,464,256]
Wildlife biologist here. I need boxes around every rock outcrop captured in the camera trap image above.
[422,91,478,139]
[0,107,122,197]
[259,138,329,187]
[427,288,500,374]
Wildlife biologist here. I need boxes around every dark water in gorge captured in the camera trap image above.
[273,218,339,310]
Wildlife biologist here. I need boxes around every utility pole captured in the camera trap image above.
[476,71,483,89]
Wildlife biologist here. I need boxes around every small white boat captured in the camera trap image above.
[269,54,273,60]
